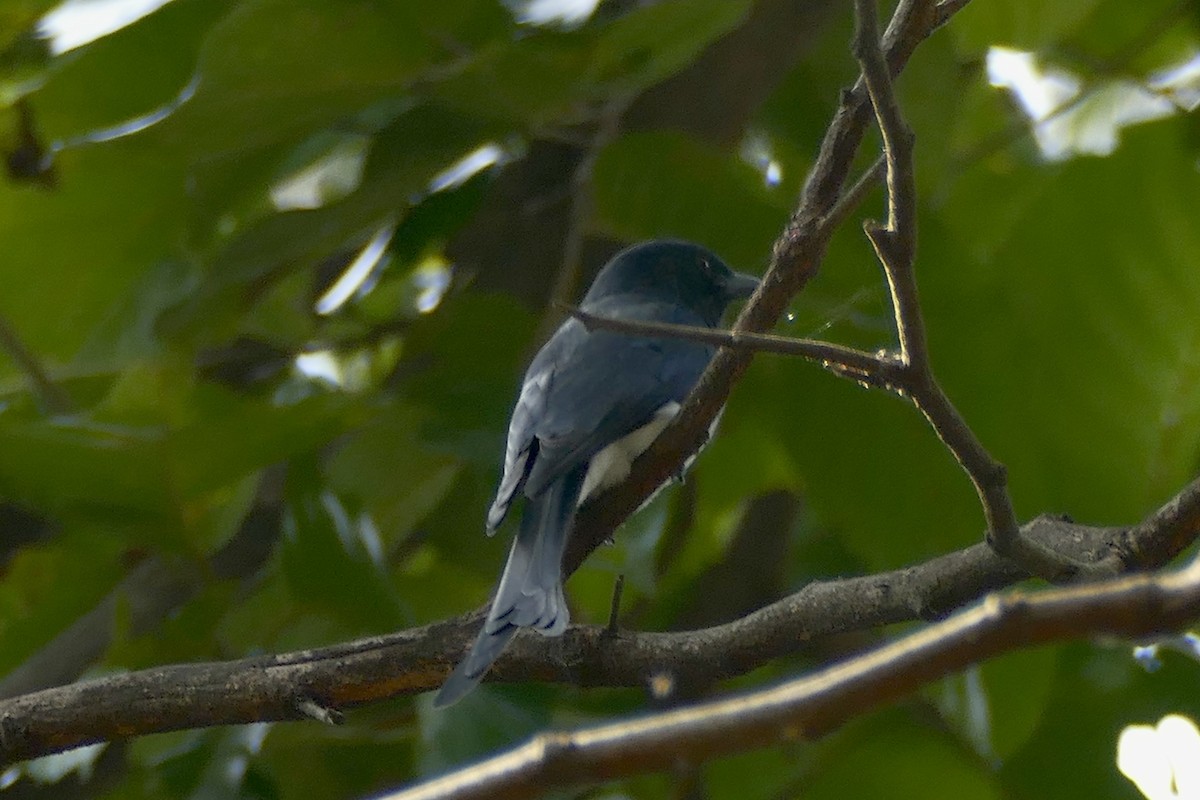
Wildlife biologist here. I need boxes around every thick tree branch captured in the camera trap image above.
[384,538,1200,800]
[2,477,1196,765]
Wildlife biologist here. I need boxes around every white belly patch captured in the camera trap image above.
[579,403,680,505]
[577,403,721,506]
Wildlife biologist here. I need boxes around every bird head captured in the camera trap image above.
[581,240,759,327]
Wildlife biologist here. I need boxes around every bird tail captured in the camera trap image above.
[434,466,585,707]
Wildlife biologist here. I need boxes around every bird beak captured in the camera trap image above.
[723,271,760,300]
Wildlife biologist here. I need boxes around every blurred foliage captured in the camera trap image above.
[0,0,1199,798]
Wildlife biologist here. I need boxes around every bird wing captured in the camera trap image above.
[485,359,550,534]
[523,309,713,500]
[487,301,713,532]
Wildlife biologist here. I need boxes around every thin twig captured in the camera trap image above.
[816,155,886,236]
[853,0,922,367]
[295,696,344,726]
[562,303,897,388]
[934,0,972,28]
[0,313,71,415]
[538,94,633,341]
[607,574,626,634]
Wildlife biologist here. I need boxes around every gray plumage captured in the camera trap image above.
[435,240,758,707]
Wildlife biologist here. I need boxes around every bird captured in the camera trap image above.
[434,239,759,707]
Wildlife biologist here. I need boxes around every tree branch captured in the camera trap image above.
[564,303,898,389]
[816,154,886,235]
[851,0,1099,579]
[2,476,1196,765]
[536,92,634,343]
[564,0,1087,581]
[564,0,956,574]
[0,0,997,767]
[382,538,1200,800]
[9,0,1160,781]
[853,0,920,365]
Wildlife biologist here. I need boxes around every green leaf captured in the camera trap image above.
[981,647,1060,758]
[327,405,461,549]
[593,131,788,267]
[140,0,454,155]
[31,0,234,142]
[0,528,125,676]
[1065,0,1199,72]
[403,292,537,464]
[952,0,1103,53]
[158,105,491,344]
[0,139,189,360]
[0,31,52,92]
[429,31,592,125]
[705,745,808,800]
[0,415,175,515]
[168,390,354,498]
[1002,641,1200,800]
[416,689,553,777]
[934,649,1059,762]
[736,355,983,569]
[259,719,418,800]
[932,123,1200,523]
[804,710,1001,800]
[280,466,405,633]
[0,1,57,53]
[104,581,235,670]
[430,0,749,125]
[587,0,751,89]
[0,379,351,537]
